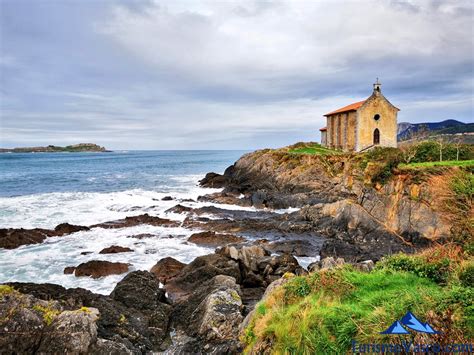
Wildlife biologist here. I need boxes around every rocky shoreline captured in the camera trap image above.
[1,148,453,353]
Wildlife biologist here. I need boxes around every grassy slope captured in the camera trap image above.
[399,160,474,168]
[287,143,340,155]
[243,250,474,354]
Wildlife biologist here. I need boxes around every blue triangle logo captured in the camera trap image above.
[380,320,410,334]
[401,311,439,334]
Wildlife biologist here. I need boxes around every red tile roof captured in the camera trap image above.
[319,127,327,131]
[324,100,366,116]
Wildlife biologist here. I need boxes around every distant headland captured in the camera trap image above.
[0,143,109,153]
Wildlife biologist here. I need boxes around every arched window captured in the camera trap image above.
[373,114,380,121]
[373,128,380,145]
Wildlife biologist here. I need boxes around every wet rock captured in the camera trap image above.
[99,245,134,254]
[127,233,155,239]
[165,204,192,214]
[92,214,178,229]
[0,228,53,249]
[199,172,229,188]
[64,266,76,274]
[74,261,129,279]
[150,257,187,284]
[81,251,93,255]
[54,223,90,236]
[187,231,245,247]
[110,271,167,310]
[161,196,174,201]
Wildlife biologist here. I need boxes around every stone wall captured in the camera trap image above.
[356,93,398,151]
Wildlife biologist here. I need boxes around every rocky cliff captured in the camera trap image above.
[201,147,465,260]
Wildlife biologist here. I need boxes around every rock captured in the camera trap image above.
[99,245,134,254]
[262,239,320,257]
[165,204,192,214]
[81,251,93,255]
[0,286,100,354]
[54,223,90,236]
[308,257,345,272]
[187,231,245,247]
[92,214,178,229]
[161,196,174,201]
[5,282,163,352]
[64,266,76,274]
[218,245,270,272]
[90,338,134,354]
[74,261,129,278]
[0,223,91,250]
[111,271,167,310]
[193,281,243,342]
[0,228,53,249]
[171,275,243,352]
[127,233,155,239]
[354,260,375,272]
[37,308,100,354]
[240,277,291,333]
[199,172,229,188]
[165,254,241,302]
[150,257,187,284]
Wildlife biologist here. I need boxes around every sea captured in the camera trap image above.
[0,150,254,293]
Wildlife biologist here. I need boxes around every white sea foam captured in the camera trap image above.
[0,173,304,294]
[0,224,213,294]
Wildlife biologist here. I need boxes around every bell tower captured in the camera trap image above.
[373,78,382,95]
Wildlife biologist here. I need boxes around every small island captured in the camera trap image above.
[0,143,109,153]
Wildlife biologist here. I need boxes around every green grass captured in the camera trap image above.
[287,143,339,155]
[243,253,473,354]
[399,160,474,168]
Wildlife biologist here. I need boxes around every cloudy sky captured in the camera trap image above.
[0,0,473,149]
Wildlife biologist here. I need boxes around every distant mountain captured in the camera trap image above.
[0,143,109,153]
[397,119,473,142]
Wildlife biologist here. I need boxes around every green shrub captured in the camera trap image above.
[379,254,451,284]
[458,263,474,288]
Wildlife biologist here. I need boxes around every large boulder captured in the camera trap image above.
[187,231,245,247]
[165,254,241,302]
[150,257,187,284]
[0,285,100,354]
[7,282,168,353]
[110,271,167,310]
[171,275,244,353]
[199,172,229,188]
[74,261,129,278]
[218,245,270,273]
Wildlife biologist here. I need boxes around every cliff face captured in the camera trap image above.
[204,149,460,259]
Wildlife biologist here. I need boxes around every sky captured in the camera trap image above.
[0,0,473,150]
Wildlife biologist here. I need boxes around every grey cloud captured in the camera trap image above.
[0,0,472,149]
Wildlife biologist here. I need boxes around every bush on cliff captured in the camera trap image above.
[242,249,473,354]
